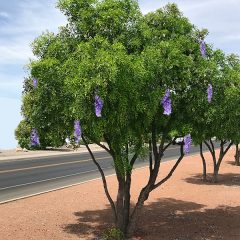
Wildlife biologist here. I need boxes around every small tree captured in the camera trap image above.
[15,119,32,149]
[192,51,240,182]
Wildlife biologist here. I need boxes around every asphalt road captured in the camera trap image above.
[0,144,208,204]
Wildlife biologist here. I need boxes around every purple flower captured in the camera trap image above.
[200,39,206,58]
[95,95,104,117]
[33,78,38,88]
[74,120,82,143]
[184,134,192,154]
[161,89,172,115]
[30,129,40,146]
[207,84,213,103]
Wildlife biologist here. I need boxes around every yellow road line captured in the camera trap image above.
[0,156,111,174]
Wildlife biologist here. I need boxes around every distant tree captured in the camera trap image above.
[15,30,77,149]
[224,54,240,166]
[191,51,240,182]
[15,119,32,149]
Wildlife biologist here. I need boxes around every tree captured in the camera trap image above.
[191,51,240,182]
[15,30,77,148]
[17,0,235,238]
[15,119,32,149]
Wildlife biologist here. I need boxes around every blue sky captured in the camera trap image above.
[0,0,240,149]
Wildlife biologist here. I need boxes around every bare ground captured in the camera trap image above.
[0,148,239,240]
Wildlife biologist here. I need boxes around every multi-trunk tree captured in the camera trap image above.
[16,0,240,238]
[191,51,240,182]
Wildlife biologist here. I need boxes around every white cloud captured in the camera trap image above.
[0,11,10,19]
[0,40,32,64]
[0,0,66,148]
[0,1,66,65]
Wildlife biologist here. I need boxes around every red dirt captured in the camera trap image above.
[0,148,239,240]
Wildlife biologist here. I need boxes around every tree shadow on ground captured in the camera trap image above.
[226,160,240,166]
[184,173,240,187]
[63,198,240,240]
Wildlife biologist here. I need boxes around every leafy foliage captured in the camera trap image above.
[102,227,124,240]
[15,0,240,237]
[15,120,31,149]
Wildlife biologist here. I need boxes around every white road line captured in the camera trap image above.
[0,156,111,174]
[0,153,202,205]
[0,167,113,191]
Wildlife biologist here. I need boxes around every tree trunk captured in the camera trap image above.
[123,174,131,235]
[200,142,207,181]
[116,179,125,232]
[126,204,142,238]
[114,172,132,238]
[126,187,150,238]
[213,163,219,183]
[235,144,240,166]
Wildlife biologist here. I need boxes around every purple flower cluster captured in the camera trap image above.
[30,129,40,146]
[184,134,192,154]
[200,39,206,58]
[207,84,213,103]
[161,89,172,115]
[33,78,38,88]
[74,120,82,143]
[95,95,104,117]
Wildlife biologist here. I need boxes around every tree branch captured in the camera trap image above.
[129,142,142,167]
[94,141,112,155]
[222,140,227,145]
[151,121,158,160]
[204,140,216,165]
[204,140,214,156]
[149,140,153,173]
[209,139,215,153]
[158,134,166,157]
[82,135,117,220]
[223,141,233,156]
[130,153,138,167]
[200,142,207,180]
[219,140,225,158]
[163,137,177,152]
[216,140,233,169]
[152,144,184,190]
[86,135,112,156]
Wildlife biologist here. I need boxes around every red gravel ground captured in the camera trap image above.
[0,148,239,240]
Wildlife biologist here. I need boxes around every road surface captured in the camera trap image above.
[0,144,209,203]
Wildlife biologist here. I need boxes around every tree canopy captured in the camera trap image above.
[15,0,240,238]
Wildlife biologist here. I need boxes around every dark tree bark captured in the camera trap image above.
[116,177,125,231]
[235,144,240,166]
[204,139,233,183]
[126,122,184,238]
[123,172,131,234]
[115,145,139,236]
[83,121,185,239]
[82,135,117,222]
[200,142,207,181]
